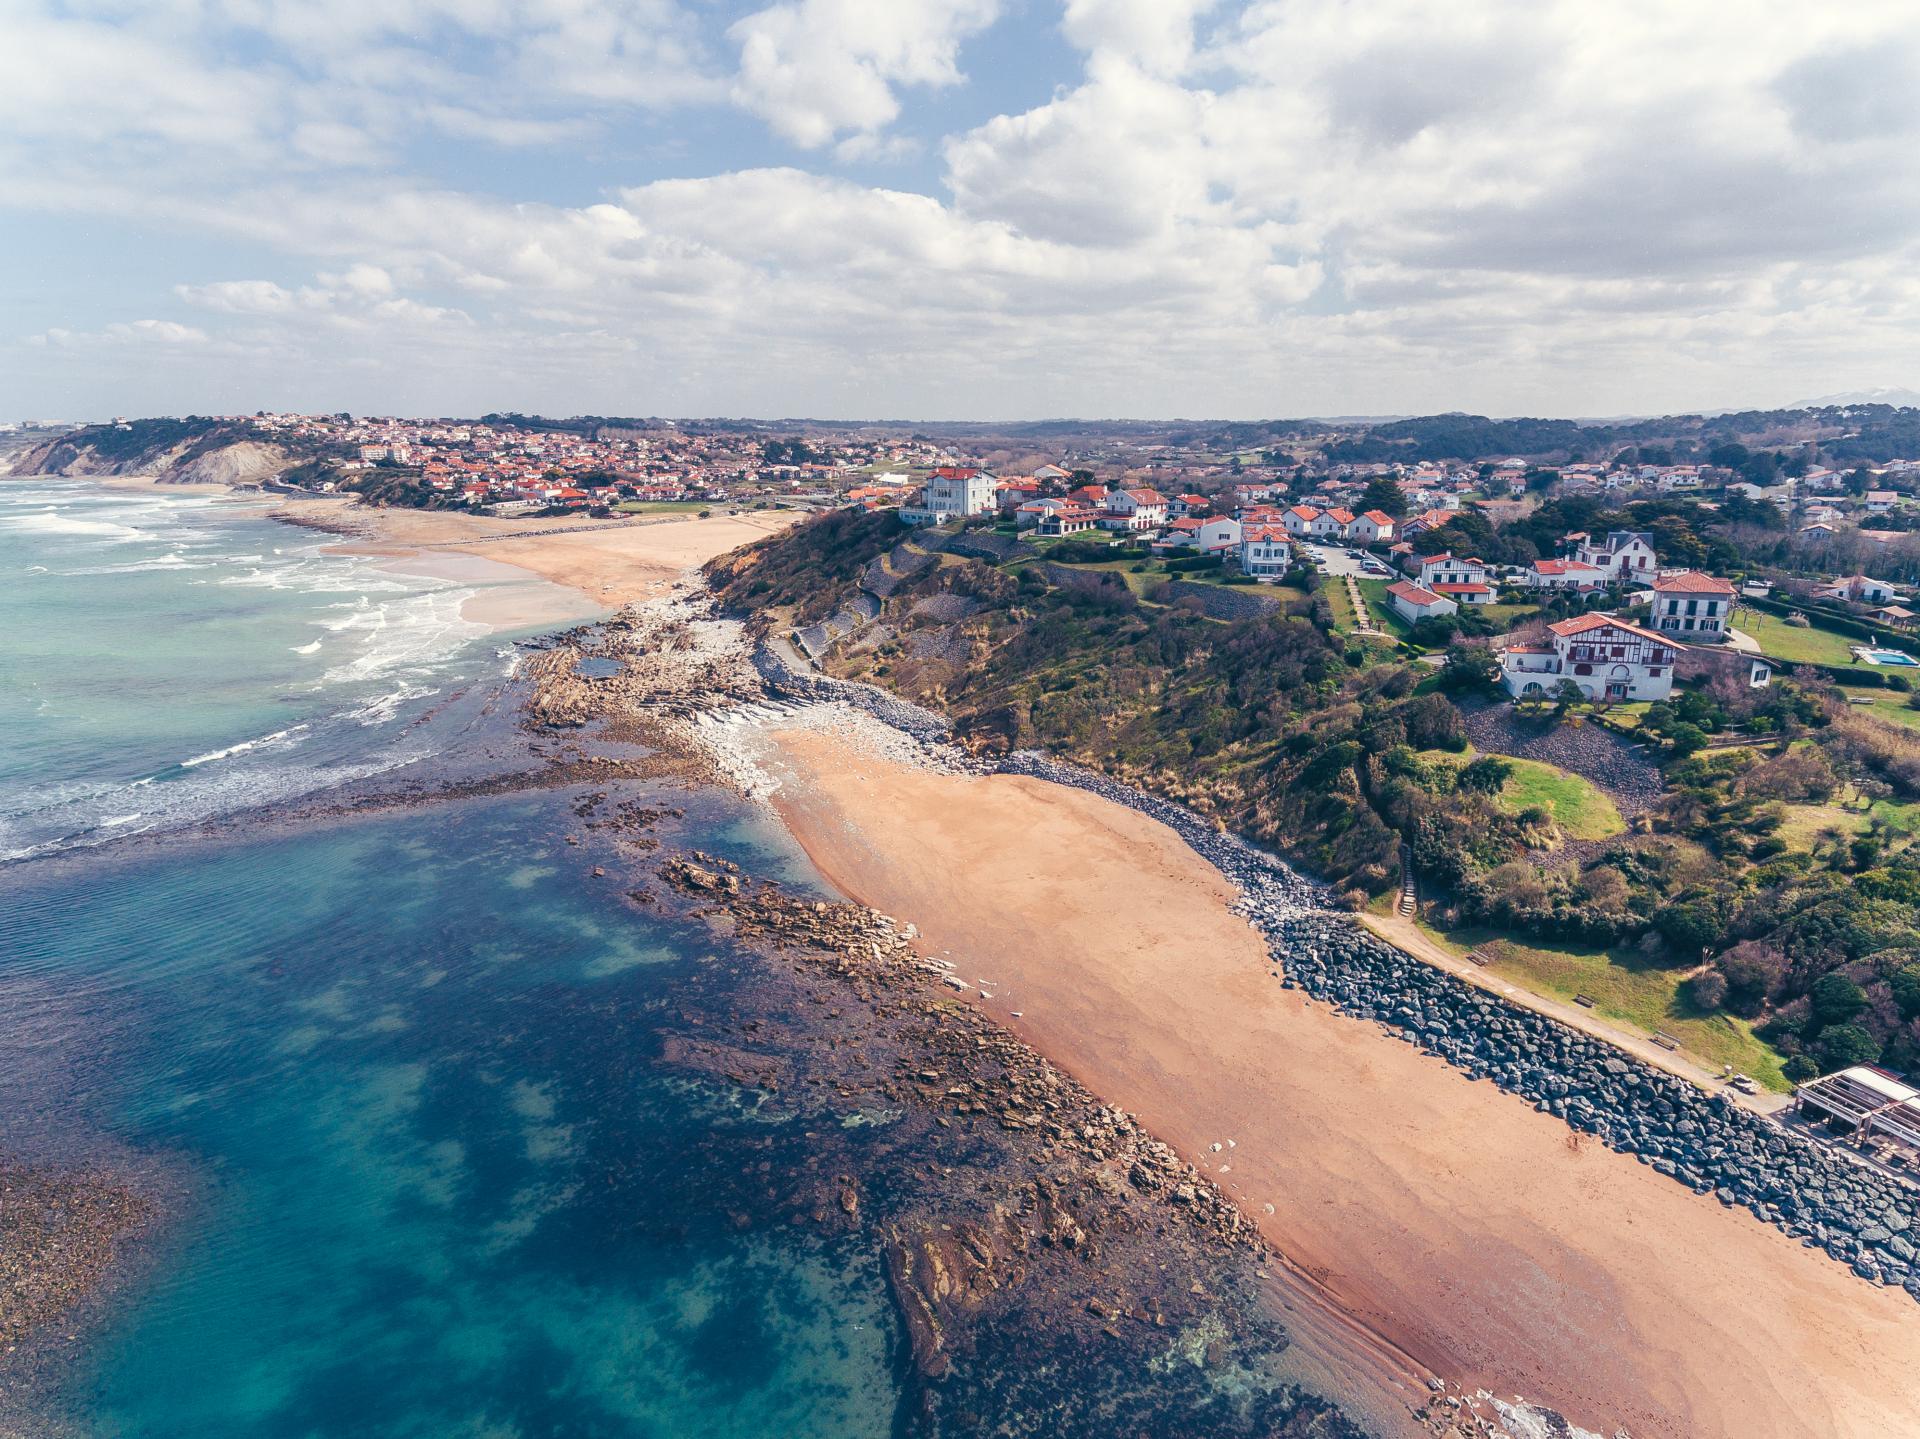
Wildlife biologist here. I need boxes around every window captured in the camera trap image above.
[1648,667,1662,677]
[1575,663,1592,675]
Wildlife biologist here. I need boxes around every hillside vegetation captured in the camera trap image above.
[712,511,1920,1080]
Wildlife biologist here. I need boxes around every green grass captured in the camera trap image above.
[1356,579,1414,639]
[1323,580,1360,631]
[1480,602,1541,627]
[615,500,708,514]
[1733,608,1869,669]
[1429,923,1791,1091]
[1841,687,1920,731]
[1497,757,1626,839]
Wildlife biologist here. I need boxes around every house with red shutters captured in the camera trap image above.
[1500,613,1680,702]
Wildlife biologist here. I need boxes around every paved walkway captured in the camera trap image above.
[1357,911,1791,1119]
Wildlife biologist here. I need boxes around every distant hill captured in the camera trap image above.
[1794,387,1920,409]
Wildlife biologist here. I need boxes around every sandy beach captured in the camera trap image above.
[756,724,1920,1439]
[280,494,800,616]
[75,477,800,631]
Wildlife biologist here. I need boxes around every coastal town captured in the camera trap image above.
[15,402,1920,1435]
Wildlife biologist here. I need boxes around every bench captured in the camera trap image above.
[1651,1031,1680,1051]
[1573,994,1597,1008]
[1465,949,1492,967]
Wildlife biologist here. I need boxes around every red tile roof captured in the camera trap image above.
[1548,613,1675,647]
[1387,581,1446,606]
[1652,570,1735,595]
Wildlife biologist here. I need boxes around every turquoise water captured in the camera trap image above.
[0,481,899,1437]
[1,798,896,1438]
[0,480,517,861]
[0,481,1351,1439]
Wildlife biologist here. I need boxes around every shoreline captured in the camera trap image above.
[17,479,1920,1435]
[744,713,1920,1439]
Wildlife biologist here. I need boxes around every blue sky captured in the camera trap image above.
[5,0,1919,421]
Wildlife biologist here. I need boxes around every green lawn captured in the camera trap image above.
[615,500,709,515]
[1733,608,1868,669]
[1323,579,1359,631]
[1841,687,1920,732]
[1498,757,1627,839]
[1480,601,1541,627]
[1356,579,1414,639]
[1429,924,1791,1091]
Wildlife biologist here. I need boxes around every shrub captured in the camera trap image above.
[1810,972,1869,1026]
[1685,970,1730,1011]
[1783,1054,1819,1083]
[1817,1023,1882,1071]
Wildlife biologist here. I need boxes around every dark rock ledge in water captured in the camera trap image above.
[634,851,1373,1439]
[0,1157,155,1355]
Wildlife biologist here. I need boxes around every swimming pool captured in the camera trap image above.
[1855,647,1920,666]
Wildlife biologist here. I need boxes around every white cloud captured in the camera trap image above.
[728,0,1001,148]
[32,320,209,347]
[1060,0,1219,75]
[12,0,1920,418]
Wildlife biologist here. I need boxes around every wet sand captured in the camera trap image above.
[285,496,800,614]
[759,726,1920,1439]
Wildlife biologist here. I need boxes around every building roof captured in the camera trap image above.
[1122,487,1166,504]
[1533,559,1605,576]
[1325,507,1355,523]
[1387,581,1446,606]
[1652,570,1736,595]
[1287,505,1320,520]
[1432,583,1493,596]
[1548,612,1676,648]
[1361,509,1396,525]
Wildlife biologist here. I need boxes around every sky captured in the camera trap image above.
[5,0,1920,422]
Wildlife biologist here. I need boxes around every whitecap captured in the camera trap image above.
[179,724,310,769]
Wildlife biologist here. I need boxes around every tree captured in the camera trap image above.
[1358,477,1408,518]
[1551,678,1585,716]
[1458,755,1513,794]
[1685,970,1730,1011]
[1890,963,1920,1020]
[1810,972,1868,1026]
[1665,722,1708,758]
[1783,1054,1820,1083]
[1657,902,1721,957]
[1817,1023,1881,1071]
[1441,641,1501,693]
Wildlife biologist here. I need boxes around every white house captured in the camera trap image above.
[1239,525,1292,578]
[1386,581,1457,623]
[1816,574,1901,605]
[1500,613,1681,702]
[1347,509,1396,544]
[1649,571,1736,641]
[1573,530,1659,581]
[1168,493,1211,519]
[1102,487,1168,531]
[1525,558,1608,590]
[1014,496,1073,529]
[1193,516,1242,554]
[1035,504,1102,537]
[1282,505,1320,537]
[1414,553,1489,589]
[1310,507,1353,540]
[901,466,995,525]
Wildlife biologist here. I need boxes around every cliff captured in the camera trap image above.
[3,419,301,486]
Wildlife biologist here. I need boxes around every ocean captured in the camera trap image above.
[0,480,1351,1439]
